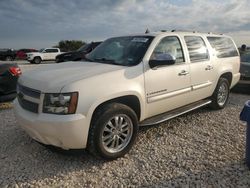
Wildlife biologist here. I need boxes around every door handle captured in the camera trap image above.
[178,70,189,76]
[205,65,213,71]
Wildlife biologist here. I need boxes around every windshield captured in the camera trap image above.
[86,36,154,66]
[77,43,91,52]
[39,48,44,53]
[241,53,250,63]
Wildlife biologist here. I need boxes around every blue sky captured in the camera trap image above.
[0,0,249,49]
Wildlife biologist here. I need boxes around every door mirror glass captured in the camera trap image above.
[149,53,176,68]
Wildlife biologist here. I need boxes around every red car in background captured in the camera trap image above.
[16,49,37,60]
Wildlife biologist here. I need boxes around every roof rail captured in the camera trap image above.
[171,29,197,33]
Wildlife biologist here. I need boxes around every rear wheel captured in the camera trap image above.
[209,78,230,110]
[34,57,41,64]
[87,103,138,159]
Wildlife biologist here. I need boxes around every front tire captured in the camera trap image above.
[34,57,41,64]
[209,78,230,110]
[87,103,138,159]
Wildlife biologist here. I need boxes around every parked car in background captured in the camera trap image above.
[16,49,38,60]
[55,42,102,63]
[239,52,250,85]
[0,49,16,61]
[0,63,21,102]
[26,48,62,64]
[15,31,240,159]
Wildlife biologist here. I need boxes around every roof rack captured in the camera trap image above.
[171,29,197,33]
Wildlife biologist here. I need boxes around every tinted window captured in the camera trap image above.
[45,49,58,53]
[151,36,184,64]
[184,36,209,62]
[207,37,238,58]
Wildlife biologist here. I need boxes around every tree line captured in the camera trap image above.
[53,40,86,52]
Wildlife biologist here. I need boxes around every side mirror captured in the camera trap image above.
[149,53,176,69]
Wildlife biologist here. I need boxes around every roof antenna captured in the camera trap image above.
[145,28,150,34]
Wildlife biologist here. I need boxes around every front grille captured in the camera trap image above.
[17,84,41,113]
[17,84,41,98]
[18,97,39,113]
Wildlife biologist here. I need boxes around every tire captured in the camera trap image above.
[34,57,41,64]
[87,103,138,159]
[209,78,230,110]
[5,56,13,61]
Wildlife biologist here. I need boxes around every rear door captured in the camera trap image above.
[44,49,59,60]
[184,36,216,100]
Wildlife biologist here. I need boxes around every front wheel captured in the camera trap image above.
[33,57,41,64]
[209,78,230,110]
[87,103,138,159]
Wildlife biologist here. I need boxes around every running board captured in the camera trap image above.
[139,99,211,126]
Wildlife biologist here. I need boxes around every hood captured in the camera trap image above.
[18,61,125,93]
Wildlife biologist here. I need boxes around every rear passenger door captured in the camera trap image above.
[44,49,59,60]
[184,36,216,100]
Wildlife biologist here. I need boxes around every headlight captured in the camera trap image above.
[43,92,78,114]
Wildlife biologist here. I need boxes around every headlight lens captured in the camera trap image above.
[43,92,78,114]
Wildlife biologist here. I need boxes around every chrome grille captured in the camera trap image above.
[17,84,41,113]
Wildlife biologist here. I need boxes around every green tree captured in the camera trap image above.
[53,40,86,52]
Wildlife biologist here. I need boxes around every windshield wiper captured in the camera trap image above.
[94,58,122,66]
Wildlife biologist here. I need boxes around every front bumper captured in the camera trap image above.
[27,56,33,61]
[231,73,241,88]
[14,100,90,149]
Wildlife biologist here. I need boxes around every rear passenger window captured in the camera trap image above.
[207,37,238,58]
[151,36,185,64]
[184,36,209,62]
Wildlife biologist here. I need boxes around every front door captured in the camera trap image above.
[144,36,192,118]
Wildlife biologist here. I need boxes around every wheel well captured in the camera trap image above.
[220,72,232,86]
[34,56,41,59]
[92,95,141,120]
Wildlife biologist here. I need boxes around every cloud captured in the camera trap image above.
[0,0,249,48]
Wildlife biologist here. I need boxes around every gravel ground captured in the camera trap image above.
[0,91,250,187]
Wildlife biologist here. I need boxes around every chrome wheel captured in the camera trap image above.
[217,82,228,106]
[101,114,133,153]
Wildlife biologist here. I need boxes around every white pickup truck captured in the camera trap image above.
[26,48,62,64]
[15,31,240,159]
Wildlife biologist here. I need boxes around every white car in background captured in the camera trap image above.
[26,48,62,64]
[15,31,240,159]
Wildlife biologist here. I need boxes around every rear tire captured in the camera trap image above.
[87,103,138,160]
[34,57,41,64]
[209,78,230,110]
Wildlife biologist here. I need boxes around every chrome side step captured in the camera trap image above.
[139,99,212,126]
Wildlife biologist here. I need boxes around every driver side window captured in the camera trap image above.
[151,36,185,64]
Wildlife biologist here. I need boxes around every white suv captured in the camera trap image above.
[26,48,62,64]
[14,31,240,159]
